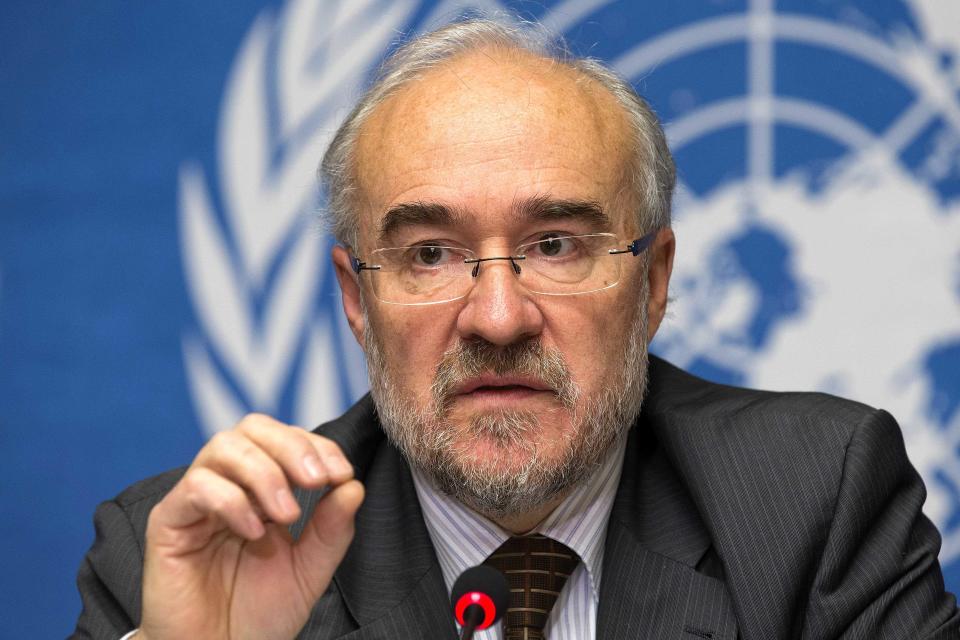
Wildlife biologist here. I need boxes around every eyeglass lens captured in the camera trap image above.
[363,233,630,305]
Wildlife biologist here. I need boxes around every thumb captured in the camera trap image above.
[291,480,364,599]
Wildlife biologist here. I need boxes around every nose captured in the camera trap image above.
[455,258,545,346]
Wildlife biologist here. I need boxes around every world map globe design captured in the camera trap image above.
[600,0,960,565]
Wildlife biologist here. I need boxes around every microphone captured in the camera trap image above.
[451,565,509,640]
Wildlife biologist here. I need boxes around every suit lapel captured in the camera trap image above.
[294,398,457,639]
[597,424,739,640]
[643,356,838,639]
[333,442,455,638]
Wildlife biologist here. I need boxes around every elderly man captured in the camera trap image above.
[74,18,958,640]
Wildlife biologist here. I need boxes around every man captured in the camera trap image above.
[73,18,959,640]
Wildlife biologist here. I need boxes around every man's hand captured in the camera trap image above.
[138,414,364,640]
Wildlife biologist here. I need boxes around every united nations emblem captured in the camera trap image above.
[178,0,960,569]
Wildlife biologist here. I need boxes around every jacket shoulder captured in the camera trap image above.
[112,466,187,511]
[644,355,879,448]
[642,356,890,538]
[641,358,955,638]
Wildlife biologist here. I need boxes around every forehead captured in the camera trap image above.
[353,48,634,242]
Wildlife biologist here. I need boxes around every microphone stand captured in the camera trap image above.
[451,565,508,639]
[459,603,485,640]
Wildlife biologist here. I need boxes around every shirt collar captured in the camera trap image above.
[411,434,628,603]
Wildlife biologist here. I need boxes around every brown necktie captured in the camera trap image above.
[484,534,580,640]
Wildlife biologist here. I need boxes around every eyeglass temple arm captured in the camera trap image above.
[609,230,658,256]
[350,255,381,274]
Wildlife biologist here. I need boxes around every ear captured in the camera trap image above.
[332,245,366,349]
[645,228,675,342]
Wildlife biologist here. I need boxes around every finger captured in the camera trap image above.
[235,413,355,486]
[291,479,364,600]
[235,414,334,489]
[153,467,265,542]
[196,430,301,524]
[301,432,355,485]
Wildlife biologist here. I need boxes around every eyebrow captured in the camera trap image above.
[514,195,611,229]
[376,202,466,245]
[375,195,611,245]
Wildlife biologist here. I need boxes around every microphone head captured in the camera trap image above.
[451,565,509,630]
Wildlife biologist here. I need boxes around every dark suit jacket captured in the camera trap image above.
[73,357,960,639]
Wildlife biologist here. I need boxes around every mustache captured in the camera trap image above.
[430,339,578,413]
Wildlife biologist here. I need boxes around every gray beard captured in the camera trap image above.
[363,301,650,520]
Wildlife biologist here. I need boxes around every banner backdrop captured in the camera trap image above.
[2,1,959,636]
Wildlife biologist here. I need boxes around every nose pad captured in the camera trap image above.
[467,256,524,278]
[466,257,528,301]
[457,255,542,346]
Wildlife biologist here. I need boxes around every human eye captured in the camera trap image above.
[524,233,582,259]
[405,243,465,268]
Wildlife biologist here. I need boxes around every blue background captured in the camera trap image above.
[2,1,958,636]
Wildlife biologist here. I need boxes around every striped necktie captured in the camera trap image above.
[484,534,580,640]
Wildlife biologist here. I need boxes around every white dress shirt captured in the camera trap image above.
[411,435,628,640]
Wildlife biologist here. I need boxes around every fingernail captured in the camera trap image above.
[303,455,323,480]
[325,455,352,477]
[277,488,299,516]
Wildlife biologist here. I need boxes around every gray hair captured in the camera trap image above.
[319,17,676,249]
